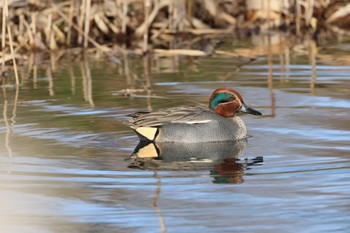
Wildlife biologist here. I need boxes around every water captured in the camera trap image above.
[1,36,350,233]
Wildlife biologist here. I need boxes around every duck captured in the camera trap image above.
[127,88,261,143]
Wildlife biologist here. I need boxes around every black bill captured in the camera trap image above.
[240,104,262,116]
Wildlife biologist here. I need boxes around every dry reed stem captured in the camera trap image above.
[143,0,151,53]
[67,0,75,45]
[22,18,34,48]
[78,0,86,45]
[1,0,8,74]
[122,0,128,34]
[46,13,52,47]
[295,0,301,36]
[267,0,271,30]
[306,0,314,26]
[84,0,91,48]
[171,1,176,31]
[168,0,173,32]
[179,0,185,31]
[19,14,25,46]
[7,25,19,85]
[31,12,36,38]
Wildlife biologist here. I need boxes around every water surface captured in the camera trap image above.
[1,36,350,233]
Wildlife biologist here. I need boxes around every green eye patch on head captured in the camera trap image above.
[210,92,236,110]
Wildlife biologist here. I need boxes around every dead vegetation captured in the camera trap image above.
[0,0,350,73]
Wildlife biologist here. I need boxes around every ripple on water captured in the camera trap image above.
[2,43,350,233]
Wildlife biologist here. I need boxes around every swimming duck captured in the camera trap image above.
[127,88,261,142]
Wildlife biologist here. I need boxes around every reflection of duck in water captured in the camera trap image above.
[129,140,263,184]
[211,157,263,184]
[126,88,261,143]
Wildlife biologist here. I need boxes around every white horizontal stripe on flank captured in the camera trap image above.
[183,120,212,124]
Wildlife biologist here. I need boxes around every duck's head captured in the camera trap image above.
[209,88,262,117]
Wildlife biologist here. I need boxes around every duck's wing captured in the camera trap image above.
[128,106,215,127]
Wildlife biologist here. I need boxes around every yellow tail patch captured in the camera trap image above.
[135,127,158,141]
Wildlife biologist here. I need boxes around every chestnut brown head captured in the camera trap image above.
[209,88,261,117]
